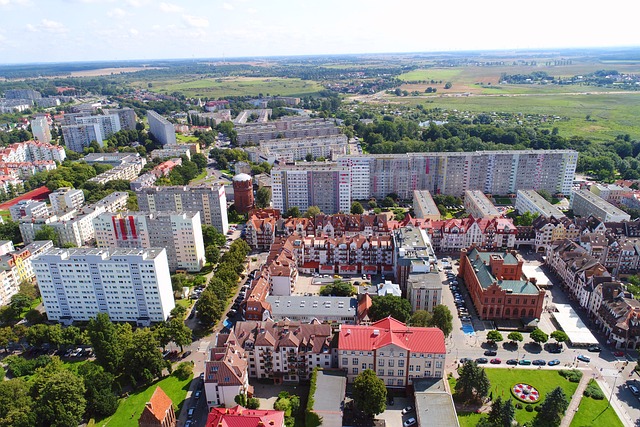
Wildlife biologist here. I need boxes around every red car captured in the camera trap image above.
[613,351,625,357]
[490,358,502,364]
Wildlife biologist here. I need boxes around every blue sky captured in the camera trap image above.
[1,0,639,64]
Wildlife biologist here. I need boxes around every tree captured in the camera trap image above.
[247,397,260,409]
[529,328,548,345]
[124,329,166,386]
[79,362,118,417]
[507,331,523,345]
[486,330,503,344]
[202,224,226,247]
[33,367,86,427]
[319,280,356,297]
[455,360,490,402]
[380,196,395,208]
[173,362,193,380]
[444,82,453,89]
[235,393,247,406]
[478,397,515,427]
[532,386,568,427]
[369,295,412,322]
[304,206,321,218]
[0,220,22,244]
[351,201,364,215]
[205,245,220,264]
[408,310,432,327]
[537,189,552,203]
[305,153,313,162]
[256,187,271,209]
[34,225,58,243]
[0,378,36,427]
[550,330,569,344]
[87,313,127,375]
[285,206,301,218]
[429,305,453,337]
[167,317,192,352]
[196,288,225,326]
[352,369,386,418]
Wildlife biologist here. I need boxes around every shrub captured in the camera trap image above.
[173,362,193,380]
[0,366,4,380]
[534,405,542,412]
[584,380,605,400]
[515,403,523,409]
[4,355,52,377]
[559,369,583,383]
[525,404,534,412]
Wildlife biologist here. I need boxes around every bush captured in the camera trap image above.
[584,380,605,400]
[0,366,4,380]
[173,362,193,380]
[559,369,583,383]
[4,355,52,377]
[515,403,523,409]
[534,405,542,412]
[525,404,534,412]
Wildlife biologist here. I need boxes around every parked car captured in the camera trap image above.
[194,390,201,400]
[518,359,532,365]
[490,358,502,364]
[404,418,417,427]
[506,359,518,365]
[629,384,640,396]
[475,357,488,364]
[614,351,625,357]
[484,350,497,356]
[532,359,546,366]
[401,406,414,415]
[587,345,601,352]
[577,354,591,363]
[187,407,195,419]
[387,395,394,405]
[460,316,471,322]
[460,358,471,364]
[182,350,192,359]
[548,359,561,366]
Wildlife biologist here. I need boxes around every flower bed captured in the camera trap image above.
[511,383,540,403]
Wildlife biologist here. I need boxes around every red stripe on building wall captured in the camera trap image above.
[128,216,137,240]
[120,218,127,240]
[112,216,119,239]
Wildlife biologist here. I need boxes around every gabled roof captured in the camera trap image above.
[139,387,173,424]
[205,405,285,427]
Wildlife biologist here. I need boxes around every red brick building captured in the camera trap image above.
[138,387,176,427]
[459,247,544,321]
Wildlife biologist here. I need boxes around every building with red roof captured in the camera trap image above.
[138,386,176,427]
[205,405,284,427]
[337,317,446,388]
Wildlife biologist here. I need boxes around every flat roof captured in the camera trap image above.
[517,190,566,219]
[265,296,356,318]
[522,264,551,287]
[573,189,629,217]
[551,303,599,345]
[413,190,440,217]
[413,378,459,427]
[311,371,346,427]
[394,226,436,262]
[465,190,500,217]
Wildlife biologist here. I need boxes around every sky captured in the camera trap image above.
[0,0,639,64]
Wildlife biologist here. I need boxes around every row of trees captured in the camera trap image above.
[486,328,568,346]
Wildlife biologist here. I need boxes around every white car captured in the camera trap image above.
[401,406,414,414]
[404,418,417,427]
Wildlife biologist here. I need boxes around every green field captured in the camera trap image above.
[398,68,462,82]
[176,134,200,143]
[139,76,323,98]
[453,368,580,427]
[91,374,192,427]
[570,381,624,427]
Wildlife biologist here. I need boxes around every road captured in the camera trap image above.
[441,254,639,426]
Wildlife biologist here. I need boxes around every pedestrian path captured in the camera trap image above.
[596,375,635,427]
[559,372,590,427]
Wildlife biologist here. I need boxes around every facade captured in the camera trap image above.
[590,183,628,206]
[74,114,121,140]
[130,172,157,191]
[5,89,41,100]
[337,317,446,387]
[252,135,349,163]
[34,248,175,325]
[204,343,250,409]
[571,188,630,222]
[464,190,500,219]
[87,156,146,185]
[147,110,176,146]
[271,162,351,214]
[413,190,441,220]
[49,187,85,214]
[150,146,190,161]
[236,117,340,145]
[458,247,544,321]
[0,241,54,307]
[136,185,229,233]
[138,387,176,427]
[105,108,137,131]
[515,189,566,219]
[93,211,206,273]
[10,199,49,221]
[265,296,358,323]
[31,116,51,144]
[337,150,578,199]
[62,123,102,152]
[232,173,254,214]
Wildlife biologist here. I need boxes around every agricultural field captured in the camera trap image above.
[133,76,323,98]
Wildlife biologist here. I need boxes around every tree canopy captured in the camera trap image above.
[455,360,490,402]
[352,369,386,418]
[532,386,569,427]
[430,305,453,337]
[369,295,412,323]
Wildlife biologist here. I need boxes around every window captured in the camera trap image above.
[416,366,421,372]
[378,369,384,376]
[398,369,404,376]
[342,358,348,365]
[388,370,394,376]
[398,360,404,367]
[388,360,394,367]
[362,363,367,370]
[378,359,384,366]
[409,365,414,372]
[352,368,358,375]
[352,358,358,365]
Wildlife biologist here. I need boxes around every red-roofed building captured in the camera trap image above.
[205,405,284,427]
[138,387,176,427]
[204,342,250,409]
[337,317,446,388]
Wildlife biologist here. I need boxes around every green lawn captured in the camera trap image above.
[176,134,200,143]
[91,374,192,427]
[175,298,193,309]
[570,381,624,427]
[453,368,580,427]
[0,210,11,221]
[398,68,462,82]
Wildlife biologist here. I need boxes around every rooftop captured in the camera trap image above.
[413,190,440,217]
[573,188,629,217]
[466,247,540,295]
[413,378,460,427]
[465,190,500,217]
[517,189,566,219]
[265,296,357,318]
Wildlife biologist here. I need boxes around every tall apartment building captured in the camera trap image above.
[515,189,565,219]
[338,317,446,387]
[336,150,578,199]
[62,123,103,152]
[249,135,349,163]
[93,211,206,272]
[10,199,49,221]
[74,114,121,140]
[105,107,137,131]
[34,248,174,325]
[31,116,51,144]
[235,117,340,145]
[413,190,441,220]
[464,190,500,219]
[49,187,85,214]
[571,188,630,222]
[0,240,54,307]
[0,141,66,164]
[147,110,176,146]
[590,183,628,206]
[271,162,351,214]
[5,89,41,100]
[136,185,229,233]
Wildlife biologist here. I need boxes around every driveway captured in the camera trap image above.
[377,396,410,427]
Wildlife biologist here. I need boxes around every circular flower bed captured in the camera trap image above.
[511,383,540,403]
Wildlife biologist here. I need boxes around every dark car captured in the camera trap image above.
[459,358,471,364]
[475,357,488,364]
[587,345,601,352]
[484,350,497,356]
[182,350,192,359]
[548,346,562,354]
[532,359,546,366]
[548,359,561,366]
[387,395,395,405]
[506,359,518,365]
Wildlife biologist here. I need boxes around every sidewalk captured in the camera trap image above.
[596,376,635,427]
[559,372,590,427]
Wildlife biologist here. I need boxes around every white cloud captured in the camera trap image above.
[182,14,209,28]
[107,7,127,17]
[26,23,37,32]
[159,2,182,13]
[0,0,30,6]
[247,7,257,13]
[222,2,233,10]
[41,19,69,33]
[130,28,139,36]
[125,0,150,7]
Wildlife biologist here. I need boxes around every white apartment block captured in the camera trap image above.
[590,183,628,206]
[136,185,228,233]
[93,211,206,273]
[34,247,175,325]
[338,318,446,388]
[413,190,441,220]
[0,240,55,307]
[255,135,349,162]
[86,157,146,185]
[335,150,578,199]
[62,123,103,152]
[74,114,121,140]
[147,110,177,146]
[10,199,50,221]
[49,187,85,214]
[464,190,500,219]
[515,189,565,219]
[104,108,137,131]
[150,146,191,161]
[0,141,65,164]
[271,162,351,214]
[571,188,630,222]
[31,116,51,144]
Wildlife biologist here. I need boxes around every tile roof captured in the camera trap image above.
[205,405,285,427]
[466,248,540,295]
[139,387,173,423]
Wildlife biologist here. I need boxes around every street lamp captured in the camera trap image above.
[607,376,618,409]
